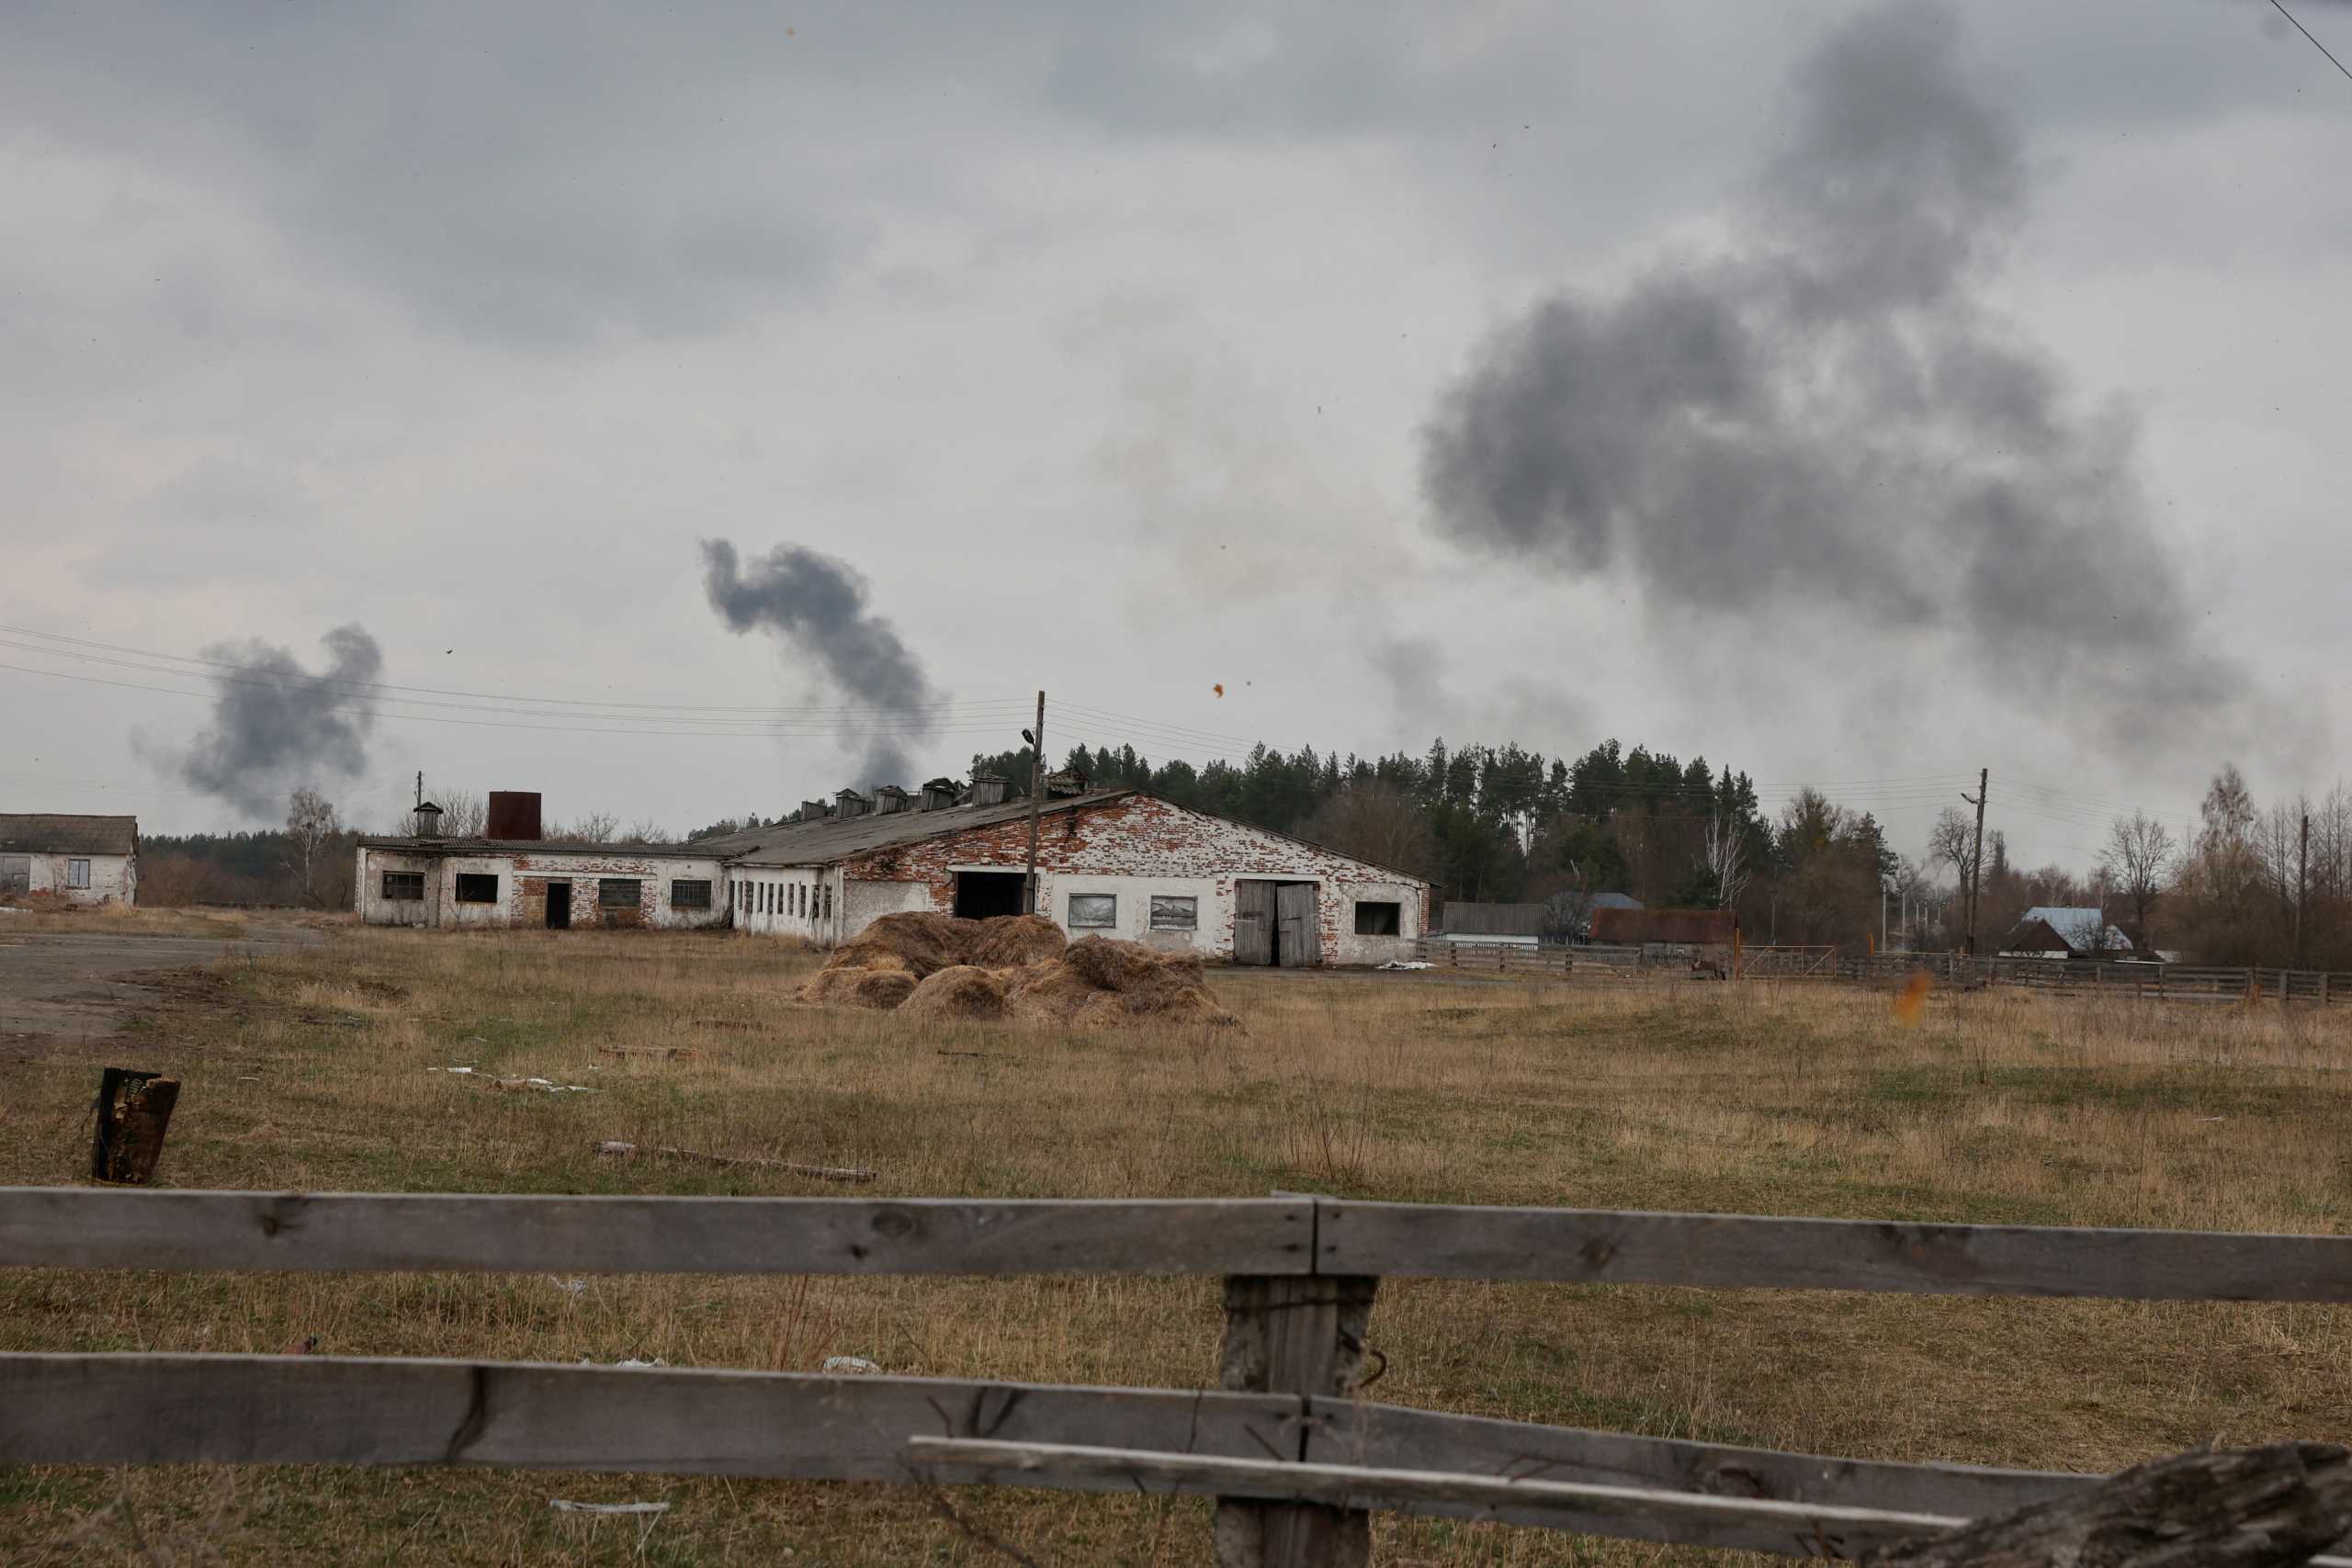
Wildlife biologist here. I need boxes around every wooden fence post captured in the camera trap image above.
[1216,1273,1380,1568]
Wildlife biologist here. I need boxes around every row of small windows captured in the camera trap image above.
[379,873,711,908]
[1068,894,1198,931]
[739,878,829,920]
[1069,891,1399,935]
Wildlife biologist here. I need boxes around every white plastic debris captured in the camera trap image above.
[1376,959,1436,971]
[821,1355,882,1376]
[548,1276,586,1296]
[549,1500,670,1516]
[432,1066,594,1091]
[578,1355,669,1369]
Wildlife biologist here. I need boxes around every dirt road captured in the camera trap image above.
[0,924,321,1040]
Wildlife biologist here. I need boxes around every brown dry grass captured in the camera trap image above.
[4,930,2352,1564]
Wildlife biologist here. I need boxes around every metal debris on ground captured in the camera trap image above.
[821,1356,882,1375]
[592,1139,874,1183]
[431,1066,596,1092]
[549,1500,670,1515]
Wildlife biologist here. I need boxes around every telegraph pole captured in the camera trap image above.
[1023,692,1046,915]
[1962,769,1988,956]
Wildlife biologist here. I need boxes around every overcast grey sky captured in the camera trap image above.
[3,0,2346,867]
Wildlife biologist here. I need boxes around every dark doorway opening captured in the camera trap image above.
[1235,879,1321,966]
[545,881,571,930]
[954,870,1027,919]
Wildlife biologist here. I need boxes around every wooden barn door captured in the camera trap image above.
[1275,882,1320,968]
[1233,881,1274,965]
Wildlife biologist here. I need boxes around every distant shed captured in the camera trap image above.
[1439,901,1544,946]
[1590,907,1735,962]
[0,814,138,906]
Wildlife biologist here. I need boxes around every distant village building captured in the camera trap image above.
[355,784,1429,965]
[0,815,138,906]
[1436,902,1544,947]
[1999,906,2132,960]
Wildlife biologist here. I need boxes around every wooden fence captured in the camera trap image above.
[6,1188,2352,1564]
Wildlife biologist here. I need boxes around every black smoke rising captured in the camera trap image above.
[1421,2,2240,736]
[162,624,384,818]
[701,538,938,786]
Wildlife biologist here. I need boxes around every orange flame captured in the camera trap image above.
[1892,971,1932,1027]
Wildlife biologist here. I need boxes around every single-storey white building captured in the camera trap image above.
[354,839,729,931]
[355,783,1430,965]
[0,815,138,906]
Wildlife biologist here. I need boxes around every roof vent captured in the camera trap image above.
[969,773,1009,807]
[834,789,871,819]
[919,778,959,812]
[412,801,445,838]
[873,784,911,816]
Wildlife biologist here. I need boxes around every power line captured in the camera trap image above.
[2272,0,2352,85]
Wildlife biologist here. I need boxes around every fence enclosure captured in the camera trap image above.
[6,1188,2352,1565]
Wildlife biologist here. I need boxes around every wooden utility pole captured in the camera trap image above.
[1023,691,1045,915]
[1962,769,1988,957]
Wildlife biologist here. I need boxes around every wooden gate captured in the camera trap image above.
[1234,881,1273,965]
[1274,883,1320,968]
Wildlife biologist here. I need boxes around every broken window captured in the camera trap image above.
[1353,900,1402,936]
[1069,893,1116,929]
[0,855,28,897]
[454,873,499,904]
[600,878,642,908]
[65,859,91,890]
[382,872,425,901]
[1149,895,1197,931]
[672,879,711,909]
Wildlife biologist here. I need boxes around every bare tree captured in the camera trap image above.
[436,790,487,839]
[2101,810,2175,950]
[549,811,622,845]
[625,817,677,845]
[1701,804,1749,908]
[1927,807,1975,928]
[284,787,341,907]
[1301,782,1439,881]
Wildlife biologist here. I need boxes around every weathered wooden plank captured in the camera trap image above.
[1216,1275,1378,1567]
[0,1354,1303,1480]
[1870,1442,2352,1568]
[0,1190,1314,1276]
[908,1437,1966,1560]
[1299,1402,2350,1563]
[1317,1202,2352,1299]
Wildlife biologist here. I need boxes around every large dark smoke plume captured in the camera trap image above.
[159,624,384,818]
[700,538,938,786]
[1421,2,2239,737]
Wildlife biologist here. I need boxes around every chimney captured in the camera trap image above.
[835,788,871,818]
[873,784,911,815]
[486,791,542,841]
[919,777,959,812]
[800,799,829,822]
[968,773,1008,807]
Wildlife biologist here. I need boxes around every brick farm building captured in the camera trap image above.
[356,783,1430,966]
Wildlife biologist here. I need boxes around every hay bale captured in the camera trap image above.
[797,966,918,1010]
[900,964,1011,1021]
[1061,935,1167,993]
[1005,959,1102,1024]
[831,911,983,979]
[967,914,1066,969]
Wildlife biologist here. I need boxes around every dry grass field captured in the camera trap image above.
[5,926,2351,1564]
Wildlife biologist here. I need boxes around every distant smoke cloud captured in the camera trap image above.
[158,625,383,818]
[1421,2,2240,740]
[700,538,938,786]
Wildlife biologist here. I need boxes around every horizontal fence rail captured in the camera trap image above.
[6,1353,2348,1566]
[11,1188,2352,1564]
[9,1189,2350,1300]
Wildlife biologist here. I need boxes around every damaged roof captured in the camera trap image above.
[707,789,1136,867]
[0,814,138,856]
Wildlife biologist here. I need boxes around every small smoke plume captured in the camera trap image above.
[1421,2,2240,738]
[701,538,938,786]
[161,625,384,818]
